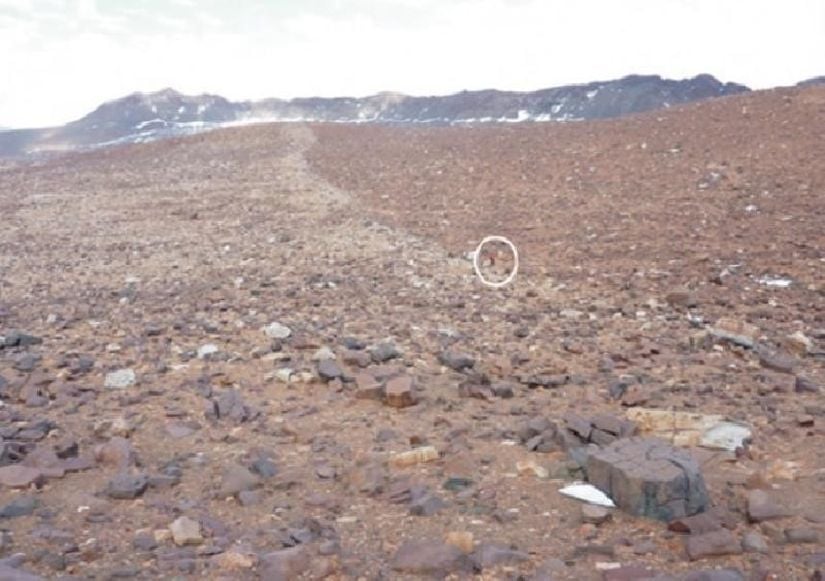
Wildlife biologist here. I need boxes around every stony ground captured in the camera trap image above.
[0,86,823,580]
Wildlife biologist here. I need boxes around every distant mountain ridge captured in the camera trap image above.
[0,74,751,157]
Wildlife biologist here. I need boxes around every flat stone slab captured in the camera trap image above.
[586,437,710,521]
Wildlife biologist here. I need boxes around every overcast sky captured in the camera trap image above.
[1,0,823,127]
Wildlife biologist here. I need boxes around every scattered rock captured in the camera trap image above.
[666,289,698,308]
[470,542,530,569]
[105,473,149,500]
[391,539,470,575]
[197,344,219,359]
[385,375,417,408]
[438,350,475,372]
[747,490,792,522]
[218,464,260,498]
[444,531,474,553]
[390,446,439,468]
[105,369,136,389]
[586,437,710,521]
[581,504,612,525]
[685,529,742,560]
[0,496,38,518]
[169,516,203,546]
[371,342,400,363]
[758,350,797,374]
[317,359,343,381]
[668,512,722,535]
[259,546,311,579]
[709,318,758,349]
[354,372,384,400]
[263,322,292,340]
[784,527,819,544]
[785,331,814,355]
[0,466,43,489]
[741,531,769,553]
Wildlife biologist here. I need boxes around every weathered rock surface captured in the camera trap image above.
[391,539,470,575]
[586,437,710,521]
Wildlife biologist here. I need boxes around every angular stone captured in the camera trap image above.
[668,512,722,534]
[666,289,698,308]
[263,322,291,340]
[259,546,310,579]
[371,342,401,363]
[758,350,797,374]
[438,350,475,372]
[354,372,384,400]
[105,368,136,389]
[105,473,149,499]
[709,318,758,348]
[317,359,343,381]
[410,493,448,516]
[0,466,44,489]
[784,527,819,544]
[586,437,709,521]
[218,465,260,498]
[747,490,792,522]
[390,446,439,468]
[95,437,137,470]
[741,531,769,553]
[0,496,38,518]
[169,516,203,546]
[2,331,42,348]
[581,504,612,525]
[391,539,470,575]
[470,543,529,569]
[685,529,742,560]
[385,375,417,408]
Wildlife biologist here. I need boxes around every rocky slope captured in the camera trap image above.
[0,74,748,157]
[0,86,822,580]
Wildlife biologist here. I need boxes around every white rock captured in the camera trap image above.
[197,344,219,359]
[105,368,136,389]
[312,346,336,361]
[263,322,291,340]
[274,368,293,383]
[169,516,203,546]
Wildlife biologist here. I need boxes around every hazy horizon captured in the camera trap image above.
[2,0,824,128]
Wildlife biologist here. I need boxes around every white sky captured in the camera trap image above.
[1,0,823,127]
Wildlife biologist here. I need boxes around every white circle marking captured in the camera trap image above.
[473,235,519,288]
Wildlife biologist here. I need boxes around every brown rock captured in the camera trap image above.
[94,437,137,469]
[758,350,797,374]
[666,289,698,308]
[169,516,203,546]
[747,490,792,522]
[581,504,612,525]
[354,372,384,400]
[668,512,722,534]
[391,539,470,575]
[218,464,260,498]
[685,529,742,560]
[260,546,311,580]
[385,375,417,408]
[470,542,530,569]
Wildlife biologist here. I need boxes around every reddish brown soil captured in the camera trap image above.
[0,87,823,580]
